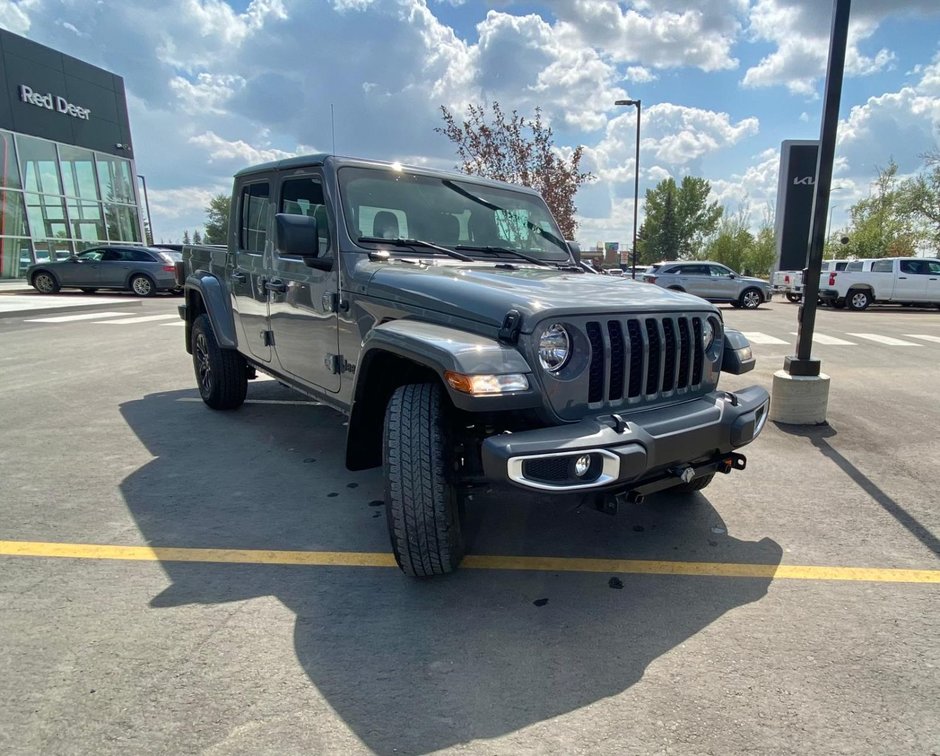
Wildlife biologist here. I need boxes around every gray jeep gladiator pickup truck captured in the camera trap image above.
[177,153,769,576]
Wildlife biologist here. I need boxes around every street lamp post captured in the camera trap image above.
[827,204,837,240]
[615,99,642,279]
[137,174,153,245]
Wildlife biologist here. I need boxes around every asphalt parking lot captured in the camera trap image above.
[1,292,938,755]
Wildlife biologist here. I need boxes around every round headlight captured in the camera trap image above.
[702,318,716,350]
[538,324,570,372]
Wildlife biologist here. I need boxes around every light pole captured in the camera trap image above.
[615,99,641,279]
[137,174,153,245]
[827,204,837,240]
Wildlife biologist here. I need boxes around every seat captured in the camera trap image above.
[468,212,501,246]
[372,211,400,239]
[438,213,460,246]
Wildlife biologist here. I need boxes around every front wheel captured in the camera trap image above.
[191,314,247,410]
[32,271,59,294]
[383,382,464,577]
[738,288,763,309]
[847,289,871,311]
[673,473,714,493]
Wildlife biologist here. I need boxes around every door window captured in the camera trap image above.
[279,176,331,256]
[100,249,127,262]
[708,265,734,277]
[76,250,103,261]
[871,260,893,273]
[239,182,270,253]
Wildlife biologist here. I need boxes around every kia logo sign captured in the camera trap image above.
[18,84,92,121]
[793,176,815,185]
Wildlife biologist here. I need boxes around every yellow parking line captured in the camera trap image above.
[1,540,938,583]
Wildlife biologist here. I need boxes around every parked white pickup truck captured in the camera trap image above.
[772,260,852,303]
[818,257,940,310]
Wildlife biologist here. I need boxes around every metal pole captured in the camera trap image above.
[827,204,837,240]
[138,174,153,245]
[614,99,642,278]
[785,0,850,377]
[632,101,641,280]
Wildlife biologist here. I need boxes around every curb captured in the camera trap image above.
[0,299,143,320]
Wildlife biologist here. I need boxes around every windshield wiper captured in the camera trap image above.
[455,244,553,268]
[441,179,570,254]
[358,236,473,262]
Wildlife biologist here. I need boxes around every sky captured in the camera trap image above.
[2,0,939,248]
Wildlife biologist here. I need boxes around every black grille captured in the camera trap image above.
[607,320,625,401]
[585,314,706,407]
[586,321,604,403]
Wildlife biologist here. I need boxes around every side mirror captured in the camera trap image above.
[67,255,79,263]
[566,240,581,263]
[275,213,319,257]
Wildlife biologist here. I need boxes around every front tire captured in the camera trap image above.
[673,473,714,493]
[383,382,464,577]
[847,289,871,311]
[130,274,156,297]
[32,271,59,294]
[738,288,763,309]
[191,314,247,410]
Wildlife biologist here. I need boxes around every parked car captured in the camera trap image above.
[773,260,862,303]
[642,261,773,309]
[26,245,182,297]
[818,256,940,310]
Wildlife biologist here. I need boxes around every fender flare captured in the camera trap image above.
[184,272,238,350]
[345,320,536,471]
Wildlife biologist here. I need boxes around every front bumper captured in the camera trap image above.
[481,385,769,493]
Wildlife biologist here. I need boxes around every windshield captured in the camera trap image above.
[338,166,570,262]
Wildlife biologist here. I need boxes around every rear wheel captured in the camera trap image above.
[739,288,763,309]
[847,289,871,311]
[32,271,59,294]
[130,274,156,297]
[191,314,247,410]
[785,292,802,303]
[383,382,464,577]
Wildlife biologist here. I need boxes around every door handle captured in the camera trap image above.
[265,279,287,293]
[232,270,247,283]
[898,276,907,279]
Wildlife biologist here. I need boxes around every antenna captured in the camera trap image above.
[331,104,336,156]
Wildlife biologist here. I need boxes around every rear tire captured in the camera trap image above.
[673,473,714,493]
[785,292,802,303]
[191,314,247,410]
[847,289,871,311]
[32,271,59,294]
[383,382,464,577]
[130,274,156,297]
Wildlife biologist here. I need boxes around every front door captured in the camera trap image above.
[896,259,929,302]
[231,180,273,362]
[268,172,341,393]
[707,264,739,300]
[57,249,102,285]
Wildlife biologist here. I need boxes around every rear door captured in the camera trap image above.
[268,171,341,392]
[98,248,133,287]
[924,259,940,303]
[231,179,273,363]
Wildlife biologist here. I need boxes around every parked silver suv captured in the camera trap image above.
[642,261,773,309]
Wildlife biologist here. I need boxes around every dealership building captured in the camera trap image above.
[0,28,144,279]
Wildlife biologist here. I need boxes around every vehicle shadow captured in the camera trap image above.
[119,385,782,754]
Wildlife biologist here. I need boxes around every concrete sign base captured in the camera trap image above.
[769,370,830,425]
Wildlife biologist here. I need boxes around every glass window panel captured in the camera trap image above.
[239,182,269,252]
[104,203,142,242]
[66,199,107,241]
[16,135,62,195]
[25,193,69,240]
[0,236,32,277]
[1,189,30,237]
[74,240,103,254]
[59,145,100,200]
[33,238,73,262]
[96,154,136,203]
[1,131,22,189]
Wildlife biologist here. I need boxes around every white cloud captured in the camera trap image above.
[625,66,657,83]
[0,0,31,33]
[188,131,306,165]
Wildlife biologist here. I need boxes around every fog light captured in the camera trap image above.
[574,455,591,477]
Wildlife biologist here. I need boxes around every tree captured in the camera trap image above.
[143,217,154,246]
[193,229,202,244]
[703,209,752,273]
[842,161,920,258]
[182,230,190,245]
[436,102,593,239]
[203,193,231,244]
[901,159,940,255]
[638,176,722,262]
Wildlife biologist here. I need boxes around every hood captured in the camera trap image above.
[740,276,770,286]
[362,261,715,332]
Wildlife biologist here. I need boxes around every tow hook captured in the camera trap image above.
[717,452,747,474]
[672,465,696,483]
[604,413,628,433]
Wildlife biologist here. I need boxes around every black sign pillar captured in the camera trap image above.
[785,0,850,377]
